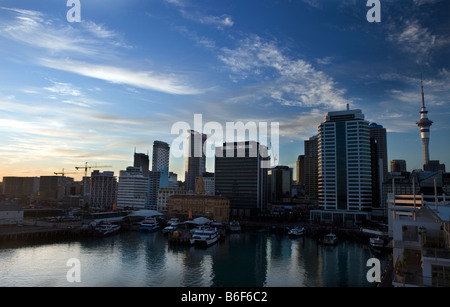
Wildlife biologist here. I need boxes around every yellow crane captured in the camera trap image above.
[75,162,112,177]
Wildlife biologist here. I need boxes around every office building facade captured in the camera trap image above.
[117,166,148,210]
[312,107,372,225]
[215,141,269,218]
[134,152,149,177]
[90,171,117,211]
[152,141,170,172]
[185,130,206,193]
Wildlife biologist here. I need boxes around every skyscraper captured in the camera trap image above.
[215,141,269,218]
[134,152,149,177]
[185,130,206,192]
[369,122,388,217]
[152,141,170,172]
[416,75,433,168]
[304,135,319,200]
[312,107,372,225]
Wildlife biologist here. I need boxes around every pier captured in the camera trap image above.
[0,225,92,243]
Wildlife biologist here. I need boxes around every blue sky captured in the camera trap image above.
[0,0,449,181]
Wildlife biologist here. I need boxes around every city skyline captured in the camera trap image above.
[1,0,449,181]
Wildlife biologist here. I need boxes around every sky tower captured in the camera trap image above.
[416,74,433,167]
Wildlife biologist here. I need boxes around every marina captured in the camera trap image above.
[0,221,391,287]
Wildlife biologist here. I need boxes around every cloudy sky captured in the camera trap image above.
[0,0,449,181]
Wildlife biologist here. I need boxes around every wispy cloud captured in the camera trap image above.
[218,35,347,110]
[386,17,450,65]
[39,58,204,95]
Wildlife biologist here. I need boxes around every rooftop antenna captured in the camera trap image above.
[421,73,425,109]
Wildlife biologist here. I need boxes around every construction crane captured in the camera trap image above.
[54,168,83,177]
[75,162,112,177]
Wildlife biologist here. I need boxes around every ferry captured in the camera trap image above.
[94,223,120,237]
[288,227,305,238]
[139,218,162,233]
[190,226,219,247]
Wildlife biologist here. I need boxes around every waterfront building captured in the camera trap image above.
[2,177,40,200]
[215,141,269,218]
[152,141,170,172]
[311,106,372,225]
[166,194,230,222]
[0,201,23,225]
[39,176,70,201]
[185,130,206,193]
[134,151,149,177]
[389,193,450,286]
[157,187,186,212]
[116,166,148,210]
[391,159,407,173]
[89,171,117,211]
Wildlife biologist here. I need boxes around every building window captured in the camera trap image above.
[431,265,450,286]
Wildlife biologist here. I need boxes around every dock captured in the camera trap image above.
[0,225,92,243]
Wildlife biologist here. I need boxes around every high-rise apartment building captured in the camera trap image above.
[311,107,372,225]
[185,130,206,193]
[90,171,117,211]
[152,141,170,172]
[116,166,148,210]
[215,141,269,218]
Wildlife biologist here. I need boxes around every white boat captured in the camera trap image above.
[190,226,219,247]
[369,237,385,252]
[288,227,304,238]
[229,221,241,233]
[322,233,338,245]
[94,223,120,237]
[163,222,180,233]
[139,218,161,232]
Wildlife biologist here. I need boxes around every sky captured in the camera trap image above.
[0,0,449,182]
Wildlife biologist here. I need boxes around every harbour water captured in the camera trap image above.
[0,230,388,287]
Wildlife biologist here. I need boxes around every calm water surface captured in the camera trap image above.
[0,231,386,287]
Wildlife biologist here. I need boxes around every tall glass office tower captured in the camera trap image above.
[312,107,372,225]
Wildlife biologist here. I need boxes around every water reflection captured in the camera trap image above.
[0,231,384,287]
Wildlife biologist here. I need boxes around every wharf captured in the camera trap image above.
[0,225,92,243]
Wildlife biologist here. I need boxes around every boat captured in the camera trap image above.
[322,233,338,245]
[229,221,241,233]
[94,223,120,237]
[139,218,162,232]
[288,227,304,238]
[369,237,385,252]
[190,226,219,247]
[163,222,181,234]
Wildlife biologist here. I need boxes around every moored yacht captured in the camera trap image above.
[94,223,120,237]
[288,227,305,238]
